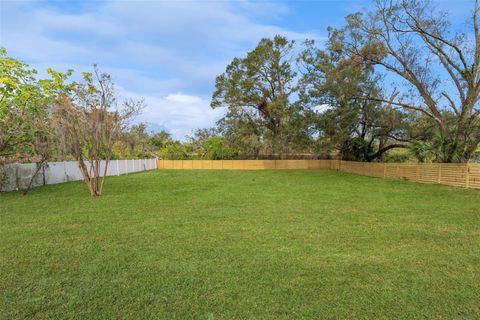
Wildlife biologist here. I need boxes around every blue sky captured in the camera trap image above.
[0,0,474,140]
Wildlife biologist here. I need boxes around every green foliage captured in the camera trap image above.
[160,143,190,160]
[150,130,173,149]
[341,137,374,162]
[0,49,42,158]
[299,36,409,162]
[473,146,480,163]
[39,68,75,96]
[382,151,410,163]
[212,36,309,157]
[4,0,480,165]
[202,137,239,160]
[409,131,464,163]
[123,123,150,158]
[335,0,480,162]
[0,48,72,162]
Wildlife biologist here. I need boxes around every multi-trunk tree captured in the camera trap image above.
[335,0,480,162]
[52,66,144,196]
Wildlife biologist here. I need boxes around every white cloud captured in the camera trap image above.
[0,0,324,139]
[136,93,225,141]
[165,94,203,104]
[115,87,224,141]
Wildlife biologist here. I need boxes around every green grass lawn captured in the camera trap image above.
[1,170,479,319]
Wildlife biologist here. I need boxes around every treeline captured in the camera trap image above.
[2,0,480,174]
[206,0,480,163]
[140,0,480,163]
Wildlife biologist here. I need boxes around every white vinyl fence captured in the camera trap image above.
[0,159,157,192]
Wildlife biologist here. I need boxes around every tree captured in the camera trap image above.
[0,49,74,193]
[187,128,240,159]
[215,111,265,159]
[0,48,53,161]
[202,137,239,160]
[187,128,218,152]
[211,36,300,158]
[299,37,410,162]
[160,143,190,160]
[124,123,150,158]
[52,66,143,196]
[150,130,173,149]
[336,0,480,162]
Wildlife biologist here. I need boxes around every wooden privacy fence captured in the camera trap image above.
[337,161,480,189]
[156,159,480,190]
[158,160,335,170]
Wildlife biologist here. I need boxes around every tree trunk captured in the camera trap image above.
[22,162,44,196]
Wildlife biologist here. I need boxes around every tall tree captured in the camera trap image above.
[211,36,299,158]
[336,0,480,162]
[299,36,410,162]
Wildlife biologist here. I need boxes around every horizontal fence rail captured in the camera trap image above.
[1,159,157,192]
[157,159,480,190]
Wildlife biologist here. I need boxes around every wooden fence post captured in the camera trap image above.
[466,163,470,189]
[383,163,387,179]
[438,164,442,184]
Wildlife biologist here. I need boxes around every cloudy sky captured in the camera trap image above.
[0,0,474,140]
